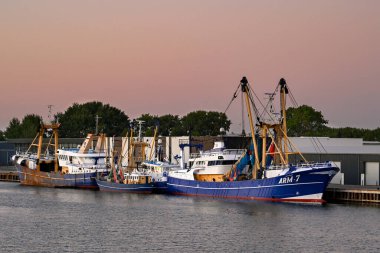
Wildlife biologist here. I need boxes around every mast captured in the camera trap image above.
[111,149,118,183]
[137,120,144,141]
[95,115,102,135]
[118,131,129,182]
[240,77,260,179]
[241,90,246,136]
[128,123,147,169]
[36,126,45,172]
[261,125,267,168]
[279,78,289,164]
[52,124,60,172]
[149,126,158,161]
[128,128,134,170]
[35,123,60,172]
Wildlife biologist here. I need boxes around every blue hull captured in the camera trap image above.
[167,165,339,203]
[96,179,154,193]
[16,164,105,189]
[153,181,168,194]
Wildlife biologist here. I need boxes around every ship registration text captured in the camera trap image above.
[278,175,300,184]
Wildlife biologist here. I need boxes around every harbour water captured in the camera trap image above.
[0,182,379,253]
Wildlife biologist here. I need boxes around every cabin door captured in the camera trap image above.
[365,162,379,186]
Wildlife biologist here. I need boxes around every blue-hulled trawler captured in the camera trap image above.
[167,77,339,203]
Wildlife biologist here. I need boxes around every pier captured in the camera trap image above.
[0,166,19,182]
[324,184,380,204]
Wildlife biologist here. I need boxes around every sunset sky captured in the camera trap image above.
[1,0,379,134]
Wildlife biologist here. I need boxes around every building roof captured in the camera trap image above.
[290,137,380,155]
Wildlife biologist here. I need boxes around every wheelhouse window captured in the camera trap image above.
[207,160,237,166]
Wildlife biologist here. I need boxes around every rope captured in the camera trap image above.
[224,83,241,114]
[314,136,329,154]
[287,85,298,107]
[259,84,280,120]
[310,137,321,153]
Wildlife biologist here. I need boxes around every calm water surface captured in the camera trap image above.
[0,182,379,253]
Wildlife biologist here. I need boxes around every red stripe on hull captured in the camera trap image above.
[171,192,325,204]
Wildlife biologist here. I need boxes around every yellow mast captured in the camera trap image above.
[118,131,129,169]
[128,128,134,170]
[241,77,260,180]
[261,125,267,168]
[52,124,59,172]
[36,126,45,172]
[35,123,60,172]
[149,126,158,161]
[279,78,289,164]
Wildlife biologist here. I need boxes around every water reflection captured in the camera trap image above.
[0,182,379,253]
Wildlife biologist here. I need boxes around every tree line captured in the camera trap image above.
[0,102,379,141]
[0,101,231,139]
[286,105,380,141]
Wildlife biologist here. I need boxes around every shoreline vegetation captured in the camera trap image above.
[0,102,379,141]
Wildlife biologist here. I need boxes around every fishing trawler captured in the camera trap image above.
[96,123,180,193]
[167,77,339,203]
[96,167,154,193]
[13,124,109,189]
[96,146,154,193]
[96,123,155,193]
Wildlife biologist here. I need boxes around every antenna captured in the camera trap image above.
[47,105,54,123]
[263,93,280,124]
[95,115,102,135]
[136,120,145,141]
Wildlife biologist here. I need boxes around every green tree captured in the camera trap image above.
[19,114,42,138]
[4,118,21,138]
[158,114,183,136]
[4,114,42,139]
[366,128,380,141]
[181,111,231,136]
[56,101,130,138]
[286,105,328,137]
[0,130,5,141]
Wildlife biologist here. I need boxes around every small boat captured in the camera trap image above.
[167,77,339,204]
[96,170,154,193]
[96,122,155,193]
[96,123,180,193]
[141,160,180,193]
[13,124,109,189]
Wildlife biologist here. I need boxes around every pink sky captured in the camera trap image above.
[1,0,379,134]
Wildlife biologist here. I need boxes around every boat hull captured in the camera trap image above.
[153,181,168,194]
[167,166,338,203]
[16,164,100,189]
[96,179,154,193]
